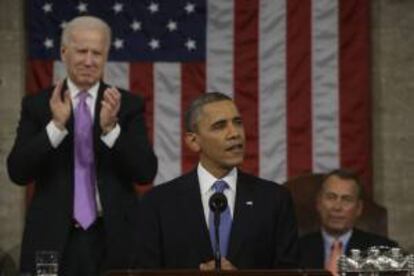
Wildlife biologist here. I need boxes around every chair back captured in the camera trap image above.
[285,173,388,237]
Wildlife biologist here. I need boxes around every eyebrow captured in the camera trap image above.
[210,118,227,128]
[211,115,242,126]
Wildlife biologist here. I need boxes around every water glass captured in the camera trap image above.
[35,250,58,276]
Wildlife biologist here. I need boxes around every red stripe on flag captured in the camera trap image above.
[181,63,206,173]
[286,0,313,178]
[234,0,259,176]
[130,63,155,193]
[130,63,155,145]
[339,0,372,196]
[27,60,54,94]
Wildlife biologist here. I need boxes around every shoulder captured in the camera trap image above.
[19,87,55,117]
[23,87,54,104]
[238,171,291,195]
[352,228,398,247]
[237,171,295,213]
[141,171,196,202]
[299,231,322,246]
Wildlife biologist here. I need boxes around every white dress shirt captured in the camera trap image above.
[197,163,237,229]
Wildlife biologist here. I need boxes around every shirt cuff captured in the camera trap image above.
[101,124,120,148]
[46,121,68,148]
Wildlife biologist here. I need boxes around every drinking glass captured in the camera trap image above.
[35,250,58,276]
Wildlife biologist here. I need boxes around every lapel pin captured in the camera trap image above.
[245,201,253,206]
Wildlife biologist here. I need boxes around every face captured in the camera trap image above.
[185,100,245,178]
[317,175,363,236]
[61,27,109,90]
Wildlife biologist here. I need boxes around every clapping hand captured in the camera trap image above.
[100,87,121,134]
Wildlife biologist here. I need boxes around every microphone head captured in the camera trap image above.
[209,192,228,213]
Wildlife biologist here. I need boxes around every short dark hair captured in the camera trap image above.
[184,92,233,132]
[321,168,364,200]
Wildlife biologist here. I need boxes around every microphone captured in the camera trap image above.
[209,192,228,272]
[209,192,228,213]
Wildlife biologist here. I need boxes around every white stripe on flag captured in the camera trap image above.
[104,62,129,90]
[153,63,182,185]
[259,0,287,183]
[206,0,234,97]
[312,0,340,173]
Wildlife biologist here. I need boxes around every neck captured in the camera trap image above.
[200,163,233,179]
[324,228,351,239]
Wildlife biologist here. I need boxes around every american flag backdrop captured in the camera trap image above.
[26,0,372,195]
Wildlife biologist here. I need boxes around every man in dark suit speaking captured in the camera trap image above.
[299,169,398,275]
[137,92,299,270]
[7,16,157,275]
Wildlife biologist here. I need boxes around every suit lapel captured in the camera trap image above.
[227,171,255,259]
[315,232,325,268]
[177,171,213,261]
[345,229,360,255]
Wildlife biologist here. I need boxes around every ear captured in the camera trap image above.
[184,132,201,153]
[60,46,67,63]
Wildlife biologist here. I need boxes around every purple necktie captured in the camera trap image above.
[73,91,97,229]
[209,180,232,257]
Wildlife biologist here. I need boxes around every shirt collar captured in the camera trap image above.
[322,228,353,246]
[66,78,100,100]
[197,163,237,194]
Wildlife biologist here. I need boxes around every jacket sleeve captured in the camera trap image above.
[102,91,157,184]
[273,187,300,268]
[7,94,55,185]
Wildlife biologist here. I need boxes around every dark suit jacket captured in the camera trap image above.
[137,169,299,269]
[7,81,157,273]
[299,228,399,268]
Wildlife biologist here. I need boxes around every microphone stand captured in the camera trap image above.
[213,208,221,272]
[209,192,227,272]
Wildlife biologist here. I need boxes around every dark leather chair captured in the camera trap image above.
[285,173,389,237]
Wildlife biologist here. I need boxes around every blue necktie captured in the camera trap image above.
[73,91,97,229]
[209,180,232,257]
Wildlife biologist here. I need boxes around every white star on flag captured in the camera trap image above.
[77,2,88,13]
[43,38,54,49]
[113,38,124,50]
[184,3,195,14]
[60,21,67,29]
[149,39,160,50]
[166,20,178,32]
[130,20,142,32]
[112,2,123,14]
[185,39,196,51]
[148,2,159,14]
[42,3,53,13]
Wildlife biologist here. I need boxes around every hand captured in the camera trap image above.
[199,257,237,271]
[50,81,71,130]
[100,87,121,134]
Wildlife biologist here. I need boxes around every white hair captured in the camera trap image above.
[61,16,111,51]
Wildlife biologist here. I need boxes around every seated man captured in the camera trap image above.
[299,169,398,275]
[137,92,299,270]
